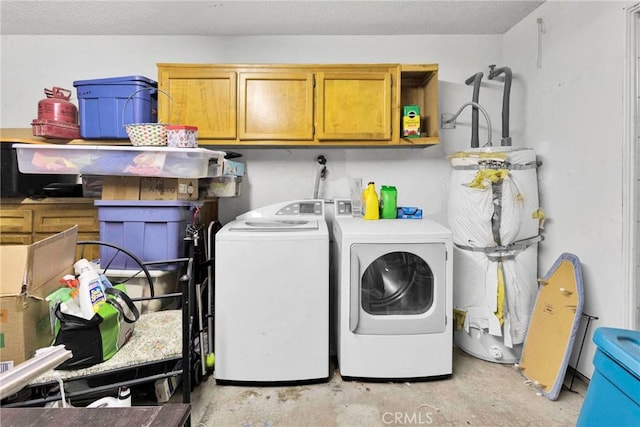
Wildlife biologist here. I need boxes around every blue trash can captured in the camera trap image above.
[577,327,640,426]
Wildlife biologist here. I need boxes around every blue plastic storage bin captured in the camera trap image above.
[94,200,192,269]
[73,75,158,139]
[577,327,640,426]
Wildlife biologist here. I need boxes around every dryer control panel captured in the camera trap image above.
[335,200,353,217]
[275,200,323,216]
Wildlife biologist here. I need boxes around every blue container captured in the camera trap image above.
[94,200,192,269]
[73,75,158,139]
[577,327,640,426]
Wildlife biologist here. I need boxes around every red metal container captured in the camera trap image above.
[38,87,78,124]
[31,119,80,139]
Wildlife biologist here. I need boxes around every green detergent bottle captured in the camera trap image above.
[380,185,397,219]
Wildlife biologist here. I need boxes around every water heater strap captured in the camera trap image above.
[451,161,538,171]
[454,234,544,256]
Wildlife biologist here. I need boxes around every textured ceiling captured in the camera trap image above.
[1,0,545,36]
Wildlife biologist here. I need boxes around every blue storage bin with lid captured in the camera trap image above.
[94,200,193,270]
[577,327,640,426]
[73,75,158,139]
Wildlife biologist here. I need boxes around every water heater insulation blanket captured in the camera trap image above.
[448,147,542,352]
[448,148,541,246]
[453,244,538,346]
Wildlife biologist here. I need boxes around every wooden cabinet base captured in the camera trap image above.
[1,198,100,260]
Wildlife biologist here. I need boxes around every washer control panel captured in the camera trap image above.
[275,201,323,216]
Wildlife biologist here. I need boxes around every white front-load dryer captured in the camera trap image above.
[333,200,453,379]
[215,200,329,383]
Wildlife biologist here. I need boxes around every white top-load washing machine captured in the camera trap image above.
[333,200,453,379]
[215,199,329,383]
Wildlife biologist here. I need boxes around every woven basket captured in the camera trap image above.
[122,88,172,146]
[125,123,168,146]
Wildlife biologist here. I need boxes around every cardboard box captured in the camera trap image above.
[0,226,78,369]
[140,177,199,201]
[402,105,421,138]
[155,375,181,403]
[100,176,199,201]
[101,176,140,200]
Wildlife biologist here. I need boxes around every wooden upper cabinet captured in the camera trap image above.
[158,66,237,140]
[399,64,440,145]
[238,72,314,140]
[316,72,392,141]
[157,63,439,147]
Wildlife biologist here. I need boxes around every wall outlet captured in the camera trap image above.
[441,114,456,129]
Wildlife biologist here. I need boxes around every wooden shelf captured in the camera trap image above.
[399,136,439,146]
[2,128,438,148]
[0,128,131,145]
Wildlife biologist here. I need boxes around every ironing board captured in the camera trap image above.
[517,252,584,400]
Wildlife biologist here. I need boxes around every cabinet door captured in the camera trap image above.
[34,208,99,233]
[0,234,32,245]
[0,209,32,233]
[316,72,392,141]
[160,68,237,140]
[238,72,314,140]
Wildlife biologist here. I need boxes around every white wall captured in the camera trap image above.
[1,34,504,226]
[503,1,635,377]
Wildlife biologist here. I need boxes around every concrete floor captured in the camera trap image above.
[180,347,587,427]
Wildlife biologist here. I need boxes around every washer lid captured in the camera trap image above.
[229,218,319,232]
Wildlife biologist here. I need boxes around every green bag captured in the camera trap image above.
[53,284,140,370]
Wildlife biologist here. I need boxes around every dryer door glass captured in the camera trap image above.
[361,251,434,315]
[350,242,446,335]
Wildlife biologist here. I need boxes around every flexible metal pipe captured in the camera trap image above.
[488,65,512,146]
[442,101,492,147]
[465,72,484,148]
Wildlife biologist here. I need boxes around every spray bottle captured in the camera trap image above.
[77,270,106,320]
[74,258,112,289]
[362,182,380,220]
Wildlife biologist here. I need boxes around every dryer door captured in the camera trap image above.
[349,242,446,335]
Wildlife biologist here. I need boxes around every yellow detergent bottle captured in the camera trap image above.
[362,182,380,220]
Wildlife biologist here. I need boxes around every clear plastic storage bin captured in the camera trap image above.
[200,176,243,198]
[14,144,225,179]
